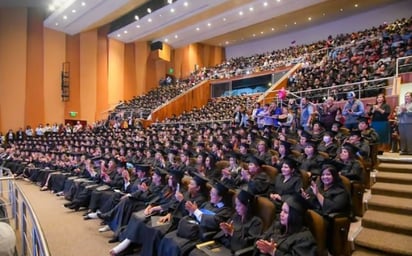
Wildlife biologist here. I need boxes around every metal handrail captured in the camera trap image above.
[0,166,50,256]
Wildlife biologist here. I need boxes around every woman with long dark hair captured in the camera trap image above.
[368,93,391,152]
[254,195,317,256]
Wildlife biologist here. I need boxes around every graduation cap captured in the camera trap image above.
[341,142,359,156]
[283,194,308,214]
[192,173,209,188]
[300,130,312,140]
[214,182,229,197]
[154,167,168,178]
[349,130,362,138]
[126,162,135,170]
[282,156,300,169]
[237,190,255,207]
[321,159,346,172]
[135,163,151,173]
[247,155,265,166]
[169,169,184,182]
[357,116,370,125]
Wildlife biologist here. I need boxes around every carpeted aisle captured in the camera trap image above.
[16,180,114,256]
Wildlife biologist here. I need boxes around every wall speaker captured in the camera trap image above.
[150,41,163,51]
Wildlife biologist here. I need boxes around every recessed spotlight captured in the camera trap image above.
[249,7,254,12]
[63,15,67,20]
[167,0,173,4]
[277,0,281,2]
[196,27,200,31]
[55,22,59,26]
[174,35,178,39]
[263,2,268,7]
[253,34,256,37]
[340,8,344,12]
[308,17,312,21]
[124,30,128,34]
[136,25,140,28]
[183,2,188,7]
[148,18,152,22]
[117,34,121,37]
[81,2,86,6]
[72,9,76,13]
[354,4,358,7]
[170,8,175,13]
[323,13,326,16]
[207,23,211,27]
[165,38,169,42]
[284,24,288,27]
[225,41,229,45]
[49,5,55,11]
[271,27,275,31]
[260,31,264,34]
[147,8,152,13]
[134,15,139,20]
[239,11,243,16]
[294,21,297,25]
[222,17,226,21]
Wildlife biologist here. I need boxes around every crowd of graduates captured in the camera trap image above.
[1,16,411,256]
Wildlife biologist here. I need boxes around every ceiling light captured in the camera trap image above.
[117,34,121,37]
[170,8,175,13]
[223,18,226,21]
[207,23,211,27]
[183,2,188,7]
[134,15,139,20]
[249,7,254,12]
[123,30,128,34]
[271,27,275,31]
[225,41,229,45]
[323,13,325,16]
[147,8,152,13]
[263,2,268,7]
[148,18,152,22]
[55,22,59,26]
[167,0,173,4]
[260,31,264,34]
[196,27,200,31]
[294,21,297,25]
[239,11,243,16]
[136,25,140,28]
[284,24,288,27]
[72,9,76,13]
[165,38,169,42]
[277,0,281,2]
[174,35,178,39]
[49,5,55,11]
[63,15,67,20]
[81,2,86,6]
[340,8,344,12]
[253,34,256,37]
[354,4,358,7]
[308,17,312,21]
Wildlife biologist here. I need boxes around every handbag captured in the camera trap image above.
[176,216,200,239]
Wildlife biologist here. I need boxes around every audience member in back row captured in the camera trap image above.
[368,93,391,153]
[397,91,412,155]
[342,91,365,130]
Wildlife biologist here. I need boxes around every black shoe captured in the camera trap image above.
[68,203,80,211]
[64,202,74,208]
[97,212,111,222]
[108,236,119,243]
[83,211,91,216]
[84,215,92,220]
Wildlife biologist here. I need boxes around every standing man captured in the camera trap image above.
[342,91,365,130]
[300,97,314,131]
[397,92,412,155]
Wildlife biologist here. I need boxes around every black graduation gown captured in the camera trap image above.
[305,183,351,216]
[268,173,302,210]
[119,191,207,256]
[189,213,263,256]
[157,201,233,256]
[253,221,317,256]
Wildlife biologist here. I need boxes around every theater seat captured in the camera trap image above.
[261,165,278,182]
[305,209,327,256]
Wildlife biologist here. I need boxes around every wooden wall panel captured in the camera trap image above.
[96,26,109,120]
[65,34,81,120]
[0,8,27,131]
[135,41,149,96]
[80,30,98,123]
[150,80,211,122]
[124,43,136,100]
[25,8,45,127]
[108,38,124,107]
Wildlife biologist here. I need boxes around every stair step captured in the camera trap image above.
[367,195,412,215]
[378,155,412,165]
[371,182,412,198]
[362,210,412,236]
[351,247,388,256]
[377,162,412,173]
[376,171,412,185]
[355,228,412,256]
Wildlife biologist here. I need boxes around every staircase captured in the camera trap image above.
[352,157,412,256]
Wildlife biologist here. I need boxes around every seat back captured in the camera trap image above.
[261,165,278,182]
[305,210,327,256]
[300,170,311,189]
[253,196,276,231]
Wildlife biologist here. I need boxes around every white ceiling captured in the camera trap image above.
[0,0,402,48]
